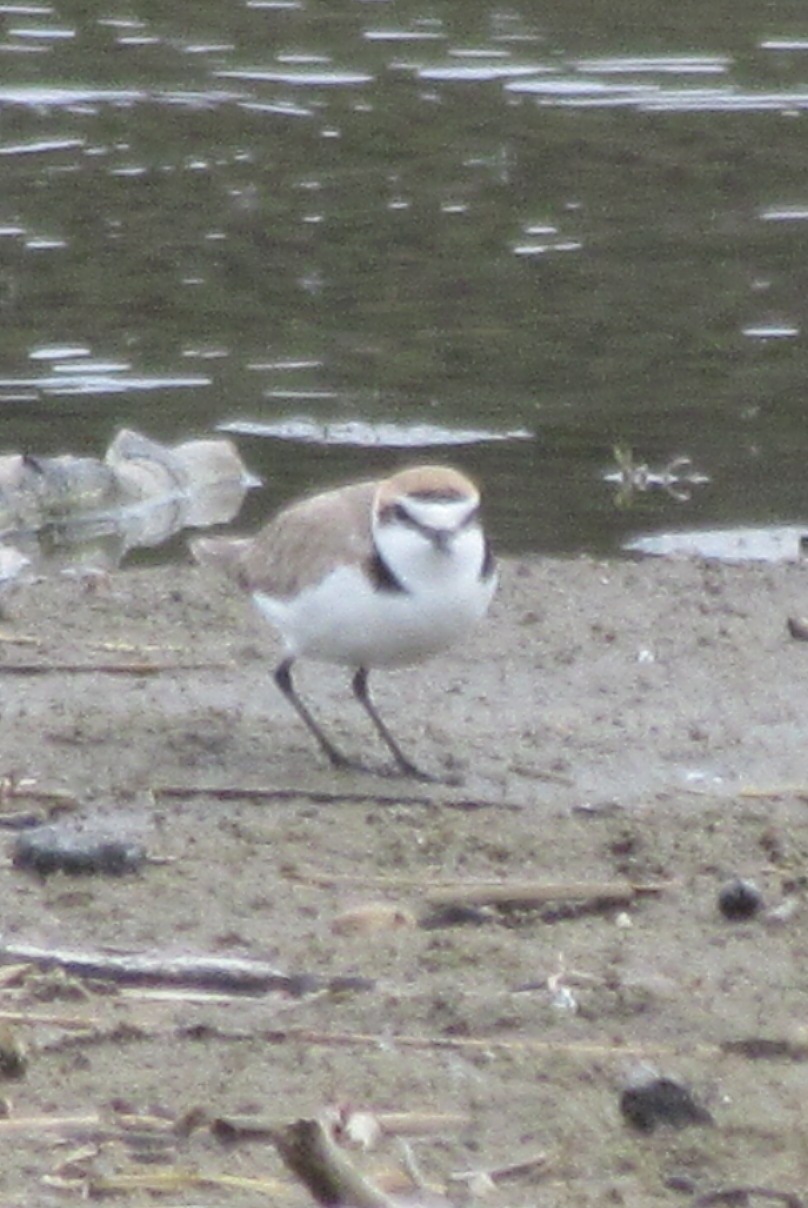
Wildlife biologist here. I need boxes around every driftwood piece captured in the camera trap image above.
[290,867,669,906]
[214,1110,471,1145]
[0,942,376,999]
[0,941,293,993]
[272,1118,397,1208]
[376,1111,470,1137]
[424,879,668,908]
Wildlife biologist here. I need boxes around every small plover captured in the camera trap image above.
[191,464,496,778]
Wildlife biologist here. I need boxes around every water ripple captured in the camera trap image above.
[9,24,74,39]
[416,63,550,82]
[0,85,143,106]
[506,75,808,113]
[741,323,799,339]
[0,373,211,396]
[216,68,373,86]
[573,55,731,74]
[760,207,808,222]
[0,137,84,155]
[218,418,533,447]
[29,345,91,360]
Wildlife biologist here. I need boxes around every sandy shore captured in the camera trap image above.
[0,554,806,1203]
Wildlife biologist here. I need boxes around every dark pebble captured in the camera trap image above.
[12,827,146,877]
[663,1173,698,1194]
[786,615,808,641]
[620,1073,714,1133]
[419,904,493,929]
[327,975,376,995]
[718,877,763,920]
[0,1026,27,1080]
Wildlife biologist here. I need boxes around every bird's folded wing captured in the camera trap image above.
[193,480,377,600]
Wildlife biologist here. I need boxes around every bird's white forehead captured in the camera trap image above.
[390,495,478,530]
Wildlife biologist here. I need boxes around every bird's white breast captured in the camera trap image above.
[252,523,494,669]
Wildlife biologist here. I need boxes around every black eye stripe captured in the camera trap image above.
[408,489,466,502]
[392,501,418,527]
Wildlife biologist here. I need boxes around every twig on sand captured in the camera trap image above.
[213,1109,471,1144]
[0,777,80,828]
[448,1151,549,1188]
[291,866,670,907]
[0,1105,192,1144]
[255,1026,709,1060]
[0,630,39,645]
[0,1007,102,1031]
[0,661,228,675]
[45,1168,287,1196]
[693,1188,804,1208]
[721,1037,808,1061]
[154,783,520,811]
[375,1110,471,1137]
[0,1112,103,1137]
[740,786,808,800]
[271,1117,399,1208]
[424,879,668,907]
[0,776,79,809]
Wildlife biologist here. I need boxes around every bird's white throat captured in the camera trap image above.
[373,497,486,594]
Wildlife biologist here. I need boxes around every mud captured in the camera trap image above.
[0,554,806,1204]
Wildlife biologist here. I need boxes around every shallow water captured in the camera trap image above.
[2,0,808,558]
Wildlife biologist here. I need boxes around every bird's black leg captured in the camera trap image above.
[350,666,435,781]
[274,658,357,770]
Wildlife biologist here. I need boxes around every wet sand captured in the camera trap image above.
[0,554,806,1203]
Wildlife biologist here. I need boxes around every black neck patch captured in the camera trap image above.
[367,547,408,594]
[481,537,496,581]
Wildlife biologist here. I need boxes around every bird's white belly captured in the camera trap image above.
[252,562,495,668]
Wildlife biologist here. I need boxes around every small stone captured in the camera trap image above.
[0,1025,27,1080]
[420,904,493,930]
[331,902,415,936]
[620,1066,713,1133]
[12,827,146,877]
[718,877,763,921]
[786,615,808,641]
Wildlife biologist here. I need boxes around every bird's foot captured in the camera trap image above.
[381,760,463,786]
[324,747,462,785]
[324,749,378,775]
